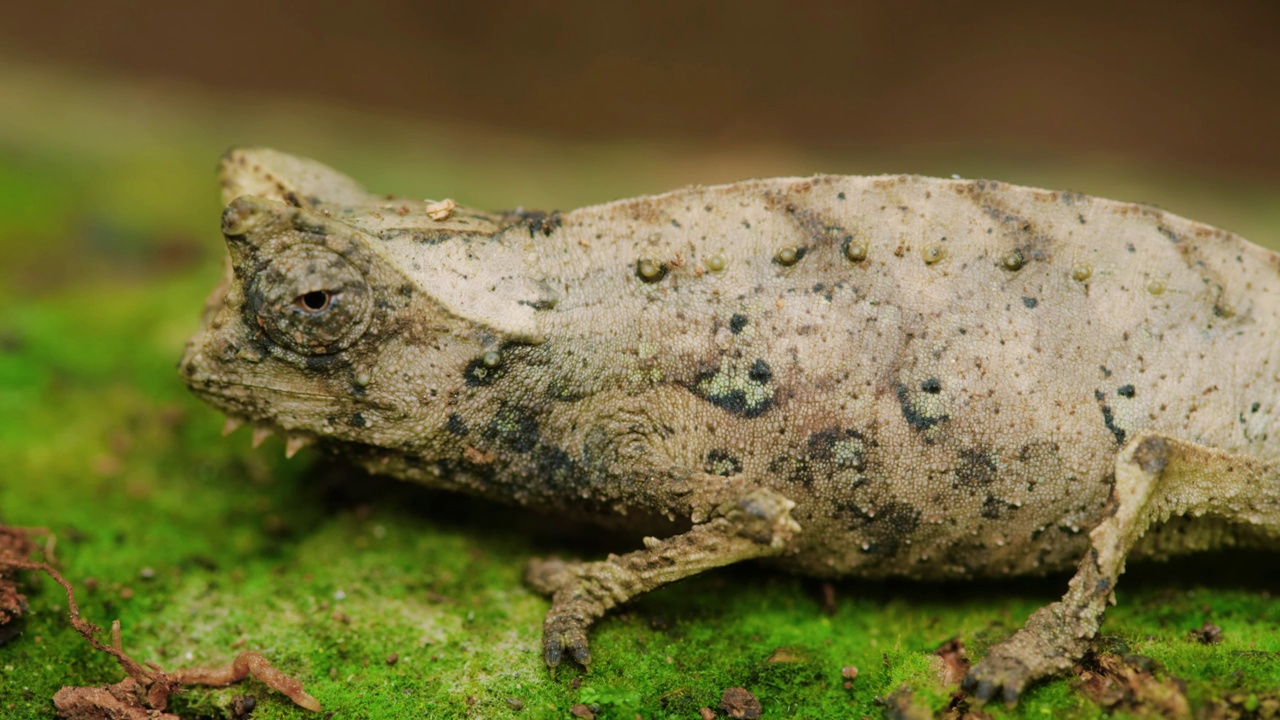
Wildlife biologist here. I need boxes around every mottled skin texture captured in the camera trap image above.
[181,149,1280,703]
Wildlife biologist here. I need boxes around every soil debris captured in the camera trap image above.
[841,664,858,690]
[819,581,838,616]
[878,687,933,720]
[764,646,808,663]
[0,526,44,644]
[0,525,321,717]
[1074,653,1190,718]
[1200,692,1280,720]
[719,687,762,719]
[934,637,970,686]
[1189,621,1224,645]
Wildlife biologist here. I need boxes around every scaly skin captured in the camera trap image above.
[181,148,1280,701]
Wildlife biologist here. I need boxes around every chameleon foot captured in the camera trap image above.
[965,432,1280,703]
[526,487,799,669]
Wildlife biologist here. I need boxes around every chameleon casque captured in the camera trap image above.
[180,148,1280,703]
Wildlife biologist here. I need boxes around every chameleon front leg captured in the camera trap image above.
[964,431,1280,703]
[525,485,801,668]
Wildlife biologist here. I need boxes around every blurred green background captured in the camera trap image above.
[2,2,1279,718]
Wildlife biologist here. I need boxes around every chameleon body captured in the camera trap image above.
[181,149,1280,702]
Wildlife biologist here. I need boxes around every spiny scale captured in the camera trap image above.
[251,425,274,448]
[285,435,312,459]
[221,416,244,436]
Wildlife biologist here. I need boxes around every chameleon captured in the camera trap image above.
[180,148,1280,703]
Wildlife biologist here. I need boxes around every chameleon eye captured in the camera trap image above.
[252,246,372,355]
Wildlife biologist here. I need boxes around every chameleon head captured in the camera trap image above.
[180,193,412,453]
[178,146,489,459]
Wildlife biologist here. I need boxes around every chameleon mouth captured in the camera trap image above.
[179,350,322,460]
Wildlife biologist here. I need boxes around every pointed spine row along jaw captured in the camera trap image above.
[221,415,316,458]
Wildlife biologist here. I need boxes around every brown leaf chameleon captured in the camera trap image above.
[180,148,1280,703]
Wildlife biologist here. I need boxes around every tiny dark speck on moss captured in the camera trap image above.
[1117,384,1136,398]
[1022,296,1038,308]
[1250,402,1261,413]
[729,313,748,334]
[837,192,846,200]
[921,377,941,394]
[350,413,366,428]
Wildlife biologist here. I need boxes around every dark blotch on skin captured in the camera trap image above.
[702,389,771,419]
[748,359,773,383]
[1022,296,1039,308]
[769,451,821,488]
[1117,384,1136,398]
[463,356,505,387]
[349,413,366,428]
[446,413,469,436]
[518,297,558,311]
[691,360,775,419]
[895,384,949,431]
[807,427,869,472]
[512,209,563,237]
[532,444,581,493]
[291,214,329,236]
[705,450,743,477]
[545,379,586,403]
[1094,390,1126,444]
[485,405,540,454]
[981,495,1018,519]
[920,377,941,394]
[862,502,921,557]
[302,353,343,373]
[955,448,997,486]
[729,313,748,335]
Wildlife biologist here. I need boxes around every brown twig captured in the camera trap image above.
[0,527,321,714]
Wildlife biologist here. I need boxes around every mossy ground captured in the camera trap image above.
[2,62,1279,719]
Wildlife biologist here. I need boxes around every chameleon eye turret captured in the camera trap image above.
[250,245,373,356]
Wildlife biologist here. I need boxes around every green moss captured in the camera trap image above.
[3,64,1280,719]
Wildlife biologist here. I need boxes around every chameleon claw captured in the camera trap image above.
[543,640,563,668]
[569,642,591,667]
[973,679,995,703]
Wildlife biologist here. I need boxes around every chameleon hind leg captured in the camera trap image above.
[964,431,1280,703]
[525,485,800,669]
